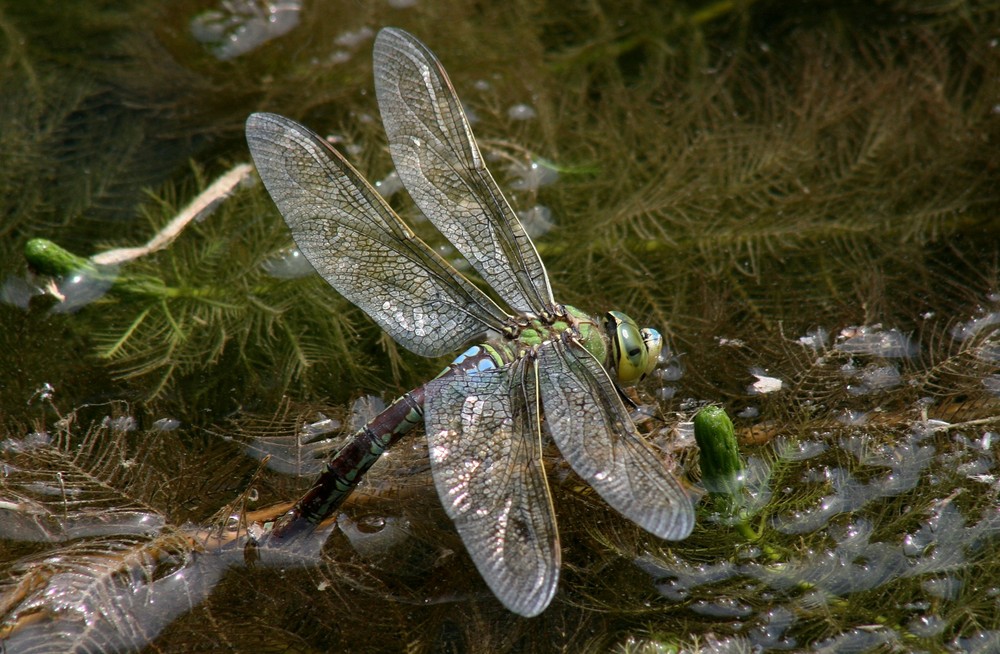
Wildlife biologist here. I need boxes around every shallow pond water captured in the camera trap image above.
[1,1,998,652]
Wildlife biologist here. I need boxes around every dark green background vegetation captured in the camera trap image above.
[1,1,998,651]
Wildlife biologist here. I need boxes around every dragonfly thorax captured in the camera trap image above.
[506,305,663,384]
[513,306,663,386]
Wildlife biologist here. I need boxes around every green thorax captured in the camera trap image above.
[491,304,608,367]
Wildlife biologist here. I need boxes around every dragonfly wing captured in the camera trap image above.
[537,339,695,541]
[373,28,554,317]
[424,361,559,617]
[246,112,508,358]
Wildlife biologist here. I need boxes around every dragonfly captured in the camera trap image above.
[244,27,694,617]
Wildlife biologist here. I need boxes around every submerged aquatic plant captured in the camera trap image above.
[1,0,998,651]
[13,166,407,404]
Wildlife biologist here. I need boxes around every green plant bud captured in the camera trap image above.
[24,238,97,277]
[694,405,744,497]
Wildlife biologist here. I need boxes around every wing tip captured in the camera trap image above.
[376,26,413,46]
[496,574,558,618]
[245,111,280,132]
[649,499,696,541]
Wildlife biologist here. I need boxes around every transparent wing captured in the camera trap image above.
[424,362,559,617]
[373,27,554,317]
[246,112,508,357]
[537,339,695,540]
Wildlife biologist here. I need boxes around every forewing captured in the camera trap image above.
[373,28,554,316]
[424,361,559,617]
[538,339,694,540]
[246,112,507,357]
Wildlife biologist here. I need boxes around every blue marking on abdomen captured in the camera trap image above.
[452,345,481,366]
[449,345,500,376]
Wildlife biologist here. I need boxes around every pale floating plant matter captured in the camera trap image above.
[190,0,302,61]
[92,164,255,266]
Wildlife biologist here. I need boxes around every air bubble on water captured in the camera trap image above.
[635,555,736,601]
[190,0,302,61]
[976,341,1000,362]
[672,420,695,445]
[861,364,901,390]
[328,50,351,64]
[261,247,314,279]
[338,512,410,560]
[356,514,386,533]
[921,576,963,599]
[0,274,42,309]
[907,614,947,637]
[983,375,1000,397]
[656,386,676,400]
[774,431,933,534]
[51,265,118,313]
[836,410,869,425]
[950,311,1000,342]
[1,430,51,454]
[375,170,404,198]
[689,598,754,618]
[678,398,702,412]
[746,606,796,650]
[23,480,81,497]
[333,26,373,49]
[774,436,827,461]
[152,418,181,432]
[631,404,657,421]
[798,327,829,350]
[517,205,556,239]
[951,630,1000,652]
[957,458,992,478]
[302,414,340,440]
[508,159,559,192]
[811,628,895,653]
[658,358,684,382]
[694,635,753,654]
[507,103,537,120]
[102,415,137,432]
[739,457,773,514]
[834,325,918,358]
[830,516,873,547]
[350,396,386,431]
[841,362,901,395]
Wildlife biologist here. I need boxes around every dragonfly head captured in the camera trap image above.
[605,311,663,384]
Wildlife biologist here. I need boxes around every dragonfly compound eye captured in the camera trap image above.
[606,311,651,384]
[640,327,663,379]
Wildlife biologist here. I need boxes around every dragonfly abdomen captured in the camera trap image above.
[263,386,427,540]
[447,343,507,374]
[263,343,509,541]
